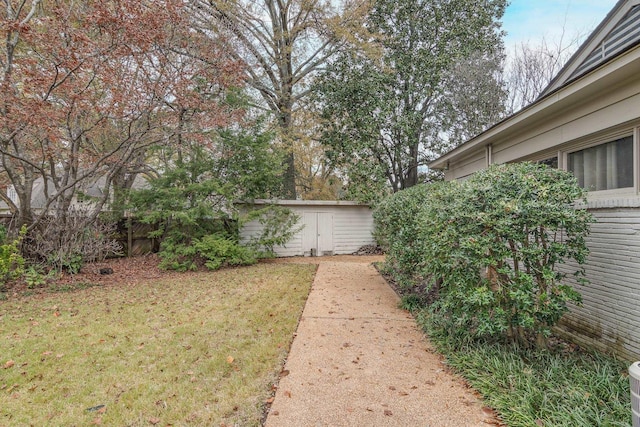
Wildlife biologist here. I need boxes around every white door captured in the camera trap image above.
[301,212,334,256]
[317,212,334,256]
[302,212,318,256]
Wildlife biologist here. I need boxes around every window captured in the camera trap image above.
[567,136,633,191]
[538,157,558,168]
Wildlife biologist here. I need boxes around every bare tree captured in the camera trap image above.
[188,0,370,198]
[504,30,582,113]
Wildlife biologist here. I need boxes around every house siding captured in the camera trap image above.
[240,203,375,257]
[432,1,640,361]
[556,208,640,360]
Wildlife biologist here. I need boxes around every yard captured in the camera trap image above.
[0,257,316,426]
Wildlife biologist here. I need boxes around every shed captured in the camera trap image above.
[429,0,640,360]
[240,200,375,257]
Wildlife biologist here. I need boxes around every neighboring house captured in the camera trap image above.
[240,200,376,257]
[429,0,640,360]
[3,174,148,214]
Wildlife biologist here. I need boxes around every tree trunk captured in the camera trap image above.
[279,102,297,199]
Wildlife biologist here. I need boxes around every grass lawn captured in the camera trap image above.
[1,262,316,426]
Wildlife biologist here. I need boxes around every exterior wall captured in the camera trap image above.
[440,60,640,361]
[556,208,640,360]
[447,150,486,181]
[240,202,375,257]
[436,2,640,361]
[493,84,640,166]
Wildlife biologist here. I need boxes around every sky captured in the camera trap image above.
[502,0,620,52]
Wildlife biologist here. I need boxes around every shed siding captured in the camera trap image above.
[332,206,375,254]
[556,208,640,360]
[240,204,375,257]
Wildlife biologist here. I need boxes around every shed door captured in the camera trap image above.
[302,212,334,256]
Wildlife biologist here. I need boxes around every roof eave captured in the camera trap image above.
[429,44,640,169]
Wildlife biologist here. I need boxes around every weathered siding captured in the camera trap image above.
[240,202,375,257]
[332,206,375,254]
[556,208,640,360]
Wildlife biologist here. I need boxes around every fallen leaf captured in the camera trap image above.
[384,410,393,416]
[4,360,15,369]
[226,356,234,364]
[388,386,396,391]
[97,406,107,414]
[482,406,495,416]
[149,417,160,425]
[279,369,290,377]
[284,390,292,398]
[265,397,275,404]
[53,311,60,317]
[92,417,102,425]
[535,420,544,426]
[271,411,279,416]
[399,391,409,396]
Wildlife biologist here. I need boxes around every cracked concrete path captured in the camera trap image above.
[264,258,498,426]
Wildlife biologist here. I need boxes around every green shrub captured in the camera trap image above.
[375,163,593,348]
[193,234,257,270]
[0,225,26,288]
[243,205,301,256]
[373,183,444,289]
[156,236,200,271]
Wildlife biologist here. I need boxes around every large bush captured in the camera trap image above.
[128,133,297,271]
[373,182,455,289]
[375,163,593,347]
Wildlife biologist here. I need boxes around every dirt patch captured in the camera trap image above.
[2,254,202,298]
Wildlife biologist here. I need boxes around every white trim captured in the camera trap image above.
[430,44,640,171]
[557,150,565,170]
[635,126,640,192]
[576,196,640,209]
[544,0,640,94]
[563,129,633,154]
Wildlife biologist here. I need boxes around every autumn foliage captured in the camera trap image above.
[0,0,244,230]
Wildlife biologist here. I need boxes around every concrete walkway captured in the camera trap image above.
[264,259,498,426]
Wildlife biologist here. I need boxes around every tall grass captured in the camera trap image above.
[417,310,631,427]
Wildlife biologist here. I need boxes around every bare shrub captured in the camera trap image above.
[24,207,122,273]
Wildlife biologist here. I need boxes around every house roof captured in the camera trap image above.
[543,0,640,95]
[429,0,640,170]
